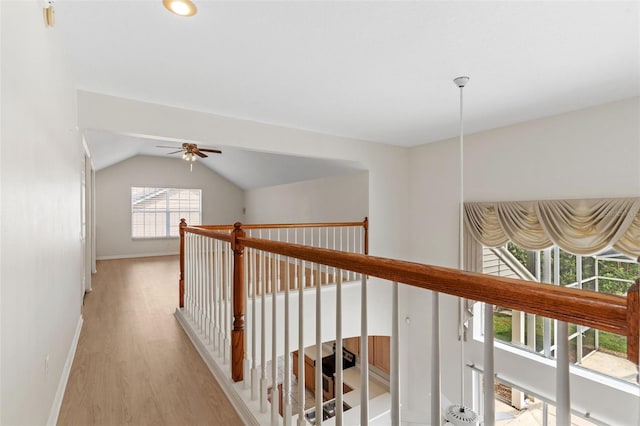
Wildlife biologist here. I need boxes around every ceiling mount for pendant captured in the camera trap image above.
[453,76,470,88]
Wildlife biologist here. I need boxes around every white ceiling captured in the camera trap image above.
[60,1,639,184]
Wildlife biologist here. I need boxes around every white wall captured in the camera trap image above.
[244,172,368,224]
[407,97,640,423]
[1,2,83,424]
[95,155,244,258]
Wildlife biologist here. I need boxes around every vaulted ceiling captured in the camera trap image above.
[58,1,639,185]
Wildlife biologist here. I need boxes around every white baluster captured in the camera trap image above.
[189,234,196,321]
[211,237,216,348]
[391,281,400,426]
[314,263,322,425]
[271,254,279,426]
[332,227,337,284]
[244,244,251,390]
[214,240,219,354]
[346,229,351,281]
[261,247,268,413]
[189,234,195,320]
[556,321,571,426]
[325,226,329,250]
[576,256,583,362]
[360,273,369,425]
[218,240,224,355]
[252,247,259,400]
[297,259,305,426]
[283,255,292,425]
[431,292,441,426]
[194,235,199,328]
[339,228,344,282]
[185,234,190,317]
[195,235,200,330]
[302,227,306,249]
[484,303,495,426]
[206,237,212,345]
[224,242,231,363]
[186,234,191,318]
[336,271,344,426]
[198,235,205,332]
[353,227,357,276]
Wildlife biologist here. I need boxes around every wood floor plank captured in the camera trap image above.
[57,256,243,426]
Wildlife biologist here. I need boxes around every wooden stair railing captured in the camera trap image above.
[179,218,368,309]
[179,219,640,384]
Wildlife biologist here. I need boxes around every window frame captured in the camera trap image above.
[130,186,202,239]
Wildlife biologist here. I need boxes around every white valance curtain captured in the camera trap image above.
[464,197,640,258]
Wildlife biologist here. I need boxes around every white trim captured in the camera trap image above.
[481,335,639,396]
[175,308,266,426]
[81,134,95,170]
[97,252,179,260]
[47,315,84,426]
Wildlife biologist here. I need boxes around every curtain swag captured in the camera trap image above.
[464,197,640,257]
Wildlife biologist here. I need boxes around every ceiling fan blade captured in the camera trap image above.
[156,145,181,149]
[166,150,183,154]
[195,151,208,158]
[198,148,222,154]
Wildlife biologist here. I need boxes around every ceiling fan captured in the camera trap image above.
[157,142,222,159]
[157,142,222,171]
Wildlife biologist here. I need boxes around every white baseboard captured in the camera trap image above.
[174,309,269,426]
[47,315,84,426]
[97,252,179,260]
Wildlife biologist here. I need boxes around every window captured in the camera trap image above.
[131,187,201,238]
[479,242,637,379]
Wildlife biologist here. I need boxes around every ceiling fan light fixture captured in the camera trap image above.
[163,0,197,17]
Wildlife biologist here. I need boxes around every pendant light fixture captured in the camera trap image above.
[444,76,479,426]
[43,1,55,27]
[163,0,198,17]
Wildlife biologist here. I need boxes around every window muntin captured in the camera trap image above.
[131,187,201,238]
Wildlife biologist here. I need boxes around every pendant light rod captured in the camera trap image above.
[454,75,469,272]
[454,75,470,416]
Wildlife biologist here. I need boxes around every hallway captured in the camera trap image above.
[58,256,242,426]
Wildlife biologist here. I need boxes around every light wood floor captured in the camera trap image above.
[57,256,243,426]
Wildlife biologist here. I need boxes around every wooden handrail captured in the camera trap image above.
[196,224,235,231]
[241,219,367,230]
[237,236,638,363]
[183,226,233,243]
[194,218,368,231]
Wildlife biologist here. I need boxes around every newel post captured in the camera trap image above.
[363,216,369,255]
[231,222,246,382]
[179,218,187,308]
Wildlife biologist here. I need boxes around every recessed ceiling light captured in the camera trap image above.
[163,0,197,17]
